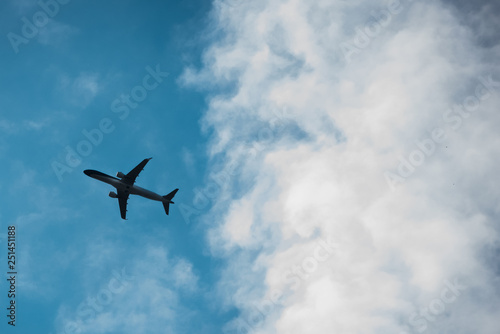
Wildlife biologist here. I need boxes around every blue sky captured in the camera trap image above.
[1,1,232,333]
[1,0,500,333]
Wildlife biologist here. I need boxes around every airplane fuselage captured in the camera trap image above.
[84,170,169,203]
[84,158,178,219]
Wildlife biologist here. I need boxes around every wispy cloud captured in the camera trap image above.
[181,146,196,177]
[55,246,199,334]
[9,0,39,14]
[0,118,51,134]
[57,72,101,108]
[37,20,79,47]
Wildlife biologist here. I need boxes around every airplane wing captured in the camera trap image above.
[117,190,130,220]
[122,158,152,185]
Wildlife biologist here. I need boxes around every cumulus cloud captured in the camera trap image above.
[182,0,500,333]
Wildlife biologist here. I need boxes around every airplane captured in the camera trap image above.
[83,158,178,220]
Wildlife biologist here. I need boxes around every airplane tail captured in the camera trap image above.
[162,189,179,215]
[163,202,171,215]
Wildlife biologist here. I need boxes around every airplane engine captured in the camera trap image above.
[109,191,118,198]
[116,172,125,178]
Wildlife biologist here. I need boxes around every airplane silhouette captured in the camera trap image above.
[84,158,178,219]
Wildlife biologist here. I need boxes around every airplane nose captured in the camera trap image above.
[83,170,92,176]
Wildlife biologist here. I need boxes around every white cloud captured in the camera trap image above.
[181,147,197,177]
[58,72,101,108]
[55,245,199,334]
[37,20,79,47]
[183,0,500,333]
[0,118,51,134]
